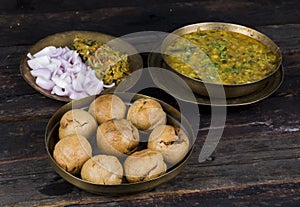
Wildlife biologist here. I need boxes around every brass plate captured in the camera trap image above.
[20,31,143,102]
[45,92,195,195]
[148,52,284,106]
[160,22,282,98]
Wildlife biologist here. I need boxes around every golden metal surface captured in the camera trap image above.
[45,92,195,195]
[20,31,143,102]
[148,52,284,106]
[160,22,282,98]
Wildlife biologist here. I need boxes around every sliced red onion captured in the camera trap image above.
[30,68,52,80]
[58,58,72,71]
[32,46,57,57]
[103,82,115,88]
[36,76,55,91]
[48,58,62,71]
[27,55,51,69]
[52,68,63,78]
[51,75,69,89]
[27,53,34,59]
[86,82,104,95]
[69,91,88,100]
[83,80,93,89]
[62,50,76,60]
[51,85,69,96]
[60,72,71,83]
[27,46,107,100]
[49,47,63,57]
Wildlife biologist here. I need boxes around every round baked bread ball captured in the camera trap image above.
[127,98,166,131]
[124,149,167,183]
[59,109,98,140]
[53,134,92,175]
[88,94,126,124]
[97,119,139,157]
[81,154,123,185]
[147,125,190,165]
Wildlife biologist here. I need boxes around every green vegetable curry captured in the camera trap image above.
[71,36,130,85]
[164,29,279,84]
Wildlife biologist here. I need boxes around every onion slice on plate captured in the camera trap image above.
[27,46,108,100]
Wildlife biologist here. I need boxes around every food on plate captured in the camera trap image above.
[27,46,106,100]
[127,98,167,131]
[164,29,279,84]
[26,34,131,100]
[81,154,123,185]
[148,125,189,164]
[58,109,98,140]
[49,93,193,186]
[71,36,130,85]
[88,94,126,124]
[70,36,102,62]
[53,134,92,175]
[124,149,167,183]
[96,119,140,157]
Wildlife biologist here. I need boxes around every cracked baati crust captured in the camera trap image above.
[127,98,166,131]
[148,125,190,164]
[124,149,167,183]
[59,109,98,140]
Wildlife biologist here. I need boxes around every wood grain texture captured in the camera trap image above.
[0,0,299,206]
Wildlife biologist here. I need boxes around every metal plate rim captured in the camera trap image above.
[147,52,284,107]
[20,30,143,102]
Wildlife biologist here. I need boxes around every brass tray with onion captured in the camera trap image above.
[20,31,143,102]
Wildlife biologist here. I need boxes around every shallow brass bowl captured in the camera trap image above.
[45,92,195,195]
[161,22,282,98]
[20,31,143,102]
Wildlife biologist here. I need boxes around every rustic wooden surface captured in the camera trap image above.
[0,0,300,206]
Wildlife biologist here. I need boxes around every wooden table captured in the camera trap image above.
[1,0,299,206]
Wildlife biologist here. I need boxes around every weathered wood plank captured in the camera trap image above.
[1,91,299,161]
[0,45,299,121]
[0,1,299,46]
[1,141,299,206]
[0,119,51,162]
[2,182,300,207]
[0,1,299,206]
[0,94,63,121]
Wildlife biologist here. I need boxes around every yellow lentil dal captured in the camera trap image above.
[164,29,279,84]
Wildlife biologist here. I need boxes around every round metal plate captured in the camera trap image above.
[20,31,143,102]
[148,52,284,106]
[160,22,282,99]
[45,92,195,195]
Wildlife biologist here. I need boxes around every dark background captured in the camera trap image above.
[0,0,299,206]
